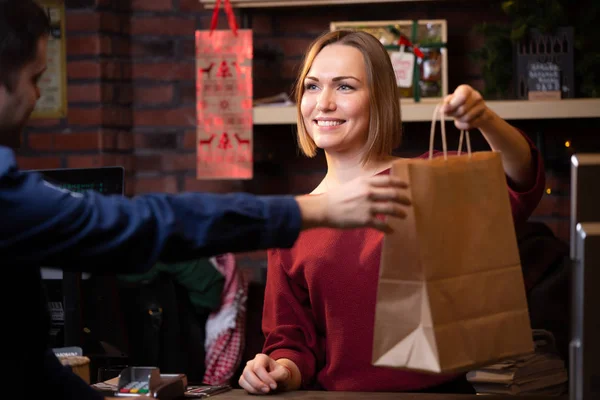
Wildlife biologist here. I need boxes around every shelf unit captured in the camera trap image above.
[199,0,438,8]
[253,98,600,125]
[198,0,600,124]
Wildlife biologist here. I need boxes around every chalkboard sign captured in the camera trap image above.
[527,62,561,92]
[515,27,574,99]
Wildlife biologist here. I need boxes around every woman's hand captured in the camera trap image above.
[239,354,292,395]
[296,174,411,233]
[442,84,493,131]
[442,84,536,190]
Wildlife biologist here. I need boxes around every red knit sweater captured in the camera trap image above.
[262,145,545,392]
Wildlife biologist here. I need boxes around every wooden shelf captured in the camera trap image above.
[253,98,600,125]
[199,0,437,8]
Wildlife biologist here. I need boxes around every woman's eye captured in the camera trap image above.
[339,84,353,91]
[304,83,318,91]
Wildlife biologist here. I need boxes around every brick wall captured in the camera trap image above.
[18,0,600,270]
[21,0,135,191]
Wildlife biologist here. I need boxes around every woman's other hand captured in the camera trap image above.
[239,354,294,395]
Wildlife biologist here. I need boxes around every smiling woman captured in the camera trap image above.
[301,45,370,160]
[239,29,547,396]
[294,30,401,173]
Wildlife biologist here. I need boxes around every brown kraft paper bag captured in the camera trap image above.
[372,105,534,374]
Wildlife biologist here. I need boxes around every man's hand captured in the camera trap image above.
[296,174,410,233]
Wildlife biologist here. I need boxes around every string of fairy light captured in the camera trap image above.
[544,139,571,196]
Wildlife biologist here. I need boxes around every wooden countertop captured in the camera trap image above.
[108,388,568,400]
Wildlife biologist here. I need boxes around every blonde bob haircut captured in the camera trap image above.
[294,29,402,165]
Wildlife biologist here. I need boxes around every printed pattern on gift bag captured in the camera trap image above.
[195,1,253,180]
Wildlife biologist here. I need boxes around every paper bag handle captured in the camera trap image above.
[428,103,471,160]
[209,0,239,36]
[457,129,471,157]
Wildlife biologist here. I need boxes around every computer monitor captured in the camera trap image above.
[32,166,124,348]
[570,223,600,400]
[570,154,600,258]
[569,154,600,400]
[40,166,125,280]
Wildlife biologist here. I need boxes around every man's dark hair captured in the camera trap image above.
[0,0,51,91]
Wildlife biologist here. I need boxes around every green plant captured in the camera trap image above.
[501,0,567,40]
[573,5,600,97]
[470,0,600,98]
[469,23,513,99]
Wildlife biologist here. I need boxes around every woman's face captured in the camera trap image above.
[300,43,370,157]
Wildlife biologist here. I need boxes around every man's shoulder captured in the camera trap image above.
[0,146,17,175]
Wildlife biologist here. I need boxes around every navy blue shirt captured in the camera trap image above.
[0,146,301,398]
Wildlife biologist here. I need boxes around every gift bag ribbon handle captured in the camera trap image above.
[429,103,471,160]
[210,0,238,36]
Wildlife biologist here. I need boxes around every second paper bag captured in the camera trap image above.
[372,110,534,374]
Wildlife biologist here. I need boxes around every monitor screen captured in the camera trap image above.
[36,166,125,196]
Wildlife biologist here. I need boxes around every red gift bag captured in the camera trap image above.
[196,0,253,179]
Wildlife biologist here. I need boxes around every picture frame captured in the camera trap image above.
[32,0,68,119]
[330,19,448,102]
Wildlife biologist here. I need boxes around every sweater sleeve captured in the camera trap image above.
[505,130,546,227]
[0,147,301,273]
[261,248,321,389]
